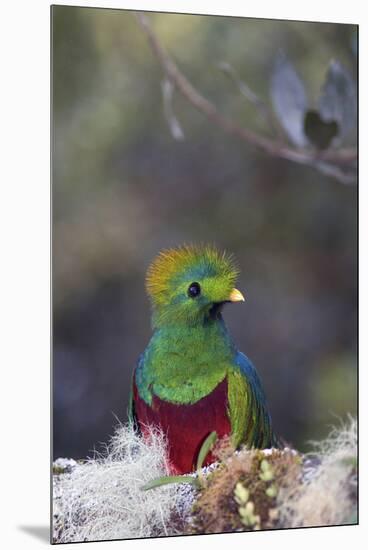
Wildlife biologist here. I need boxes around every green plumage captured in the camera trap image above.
[129,245,277,472]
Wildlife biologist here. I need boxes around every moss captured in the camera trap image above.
[187,447,302,534]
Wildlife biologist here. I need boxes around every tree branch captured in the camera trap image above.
[218,61,284,140]
[136,13,357,186]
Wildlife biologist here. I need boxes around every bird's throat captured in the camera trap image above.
[208,301,228,320]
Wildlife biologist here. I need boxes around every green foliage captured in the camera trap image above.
[233,481,249,505]
[142,474,198,491]
[259,458,274,481]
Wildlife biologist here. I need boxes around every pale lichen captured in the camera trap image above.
[53,422,190,543]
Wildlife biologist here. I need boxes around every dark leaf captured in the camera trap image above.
[318,60,357,144]
[304,110,339,150]
[270,53,308,147]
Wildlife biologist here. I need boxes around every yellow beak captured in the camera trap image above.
[229,288,245,302]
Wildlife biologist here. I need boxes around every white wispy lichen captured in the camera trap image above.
[278,417,357,528]
[53,423,191,543]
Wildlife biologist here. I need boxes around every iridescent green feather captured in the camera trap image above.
[130,244,277,451]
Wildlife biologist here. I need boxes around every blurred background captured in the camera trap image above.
[52,6,357,459]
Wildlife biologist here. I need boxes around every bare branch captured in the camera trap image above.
[161,78,185,141]
[218,61,283,139]
[136,12,357,185]
[312,160,357,185]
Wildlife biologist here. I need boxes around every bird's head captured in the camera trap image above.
[146,244,244,327]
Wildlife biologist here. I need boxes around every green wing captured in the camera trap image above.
[227,351,277,449]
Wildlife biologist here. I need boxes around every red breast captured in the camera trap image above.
[133,377,231,474]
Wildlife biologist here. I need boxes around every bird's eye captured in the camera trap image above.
[188,282,201,298]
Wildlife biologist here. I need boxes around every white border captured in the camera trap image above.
[1,1,366,548]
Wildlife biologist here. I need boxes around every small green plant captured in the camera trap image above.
[265,484,278,498]
[258,458,278,498]
[259,459,274,482]
[234,481,249,505]
[239,501,261,529]
[141,431,218,491]
[233,483,261,529]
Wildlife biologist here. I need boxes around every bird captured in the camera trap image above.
[128,244,277,474]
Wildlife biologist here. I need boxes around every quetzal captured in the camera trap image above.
[129,245,276,474]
